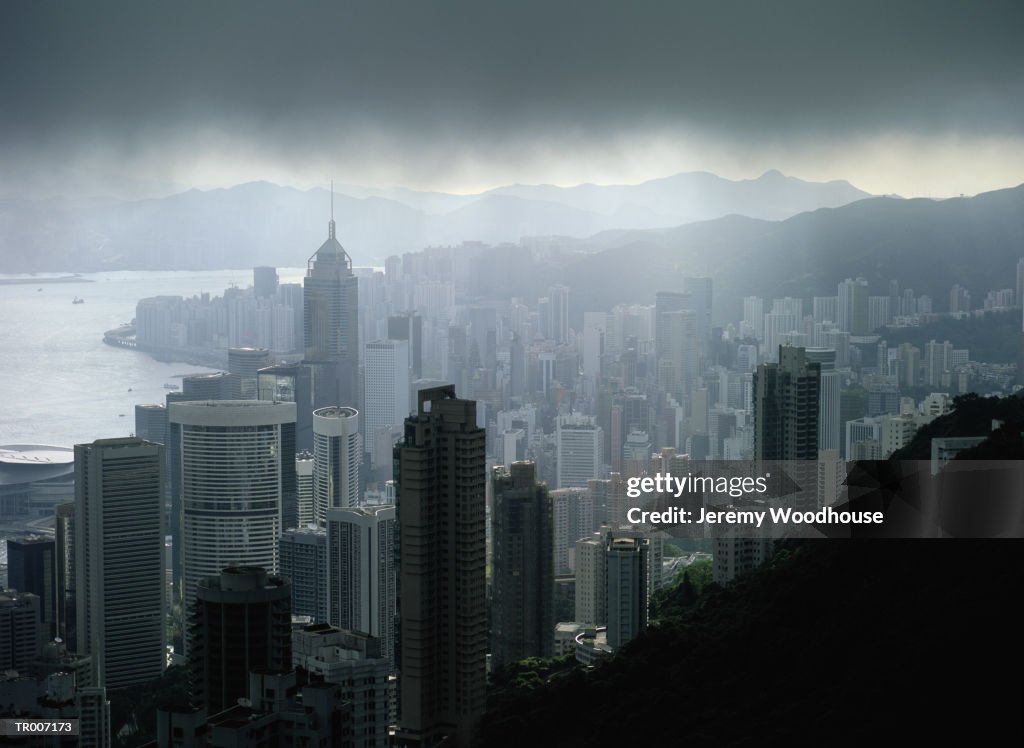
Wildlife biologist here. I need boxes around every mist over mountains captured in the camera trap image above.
[467,183,1024,326]
[0,170,870,272]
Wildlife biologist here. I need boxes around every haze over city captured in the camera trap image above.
[1,3,1022,747]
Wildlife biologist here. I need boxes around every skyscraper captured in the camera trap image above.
[326,504,396,666]
[169,400,297,620]
[605,536,649,649]
[279,527,328,622]
[395,386,486,748]
[490,462,554,669]
[556,414,602,489]
[312,406,361,526]
[548,284,570,344]
[389,312,424,379]
[189,567,292,716]
[55,501,76,649]
[363,339,411,463]
[683,276,713,358]
[75,437,165,688]
[6,535,56,640]
[838,277,870,335]
[303,206,359,410]
[754,346,821,506]
[805,348,840,452]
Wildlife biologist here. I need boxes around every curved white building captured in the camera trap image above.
[169,400,297,624]
[313,406,360,526]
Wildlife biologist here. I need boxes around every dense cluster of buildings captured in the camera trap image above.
[2,209,1022,746]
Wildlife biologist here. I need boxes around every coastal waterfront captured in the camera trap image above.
[0,268,304,448]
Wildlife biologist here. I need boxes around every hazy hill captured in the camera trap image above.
[544,183,1024,324]
[0,170,873,272]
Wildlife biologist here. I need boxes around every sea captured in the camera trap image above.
[0,268,306,448]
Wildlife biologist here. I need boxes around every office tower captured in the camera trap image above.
[556,414,603,489]
[279,527,328,623]
[75,437,165,688]
[364,339,411,463]
[258,362,314,451]
[0,590,41,672]
[574,533,606,626]
[227,347,270,399]
[683,277,713,356]
[55,502,76,649]
[7,536,56,640]
[754,347,821,506]
[395,386,486,748]
[326,505,396,666]
[804,348,840,452]
[295,450,314,527]
[134,403,168,445]
[548,284,570,344]
[605,536,649,649]
[189,567,292,716]
[312,406,360,526]
[389,312,424,378]
[253,265,279,299]
[292,625,391,748]
[169,400,297,615]
[490,462,554,669]
[838,277,870,335]
[303,208,359,410]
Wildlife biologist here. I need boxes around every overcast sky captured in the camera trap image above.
[2,0,1023,198]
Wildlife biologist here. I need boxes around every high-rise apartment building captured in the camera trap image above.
[395,386,486,748]
[754,346,821,506]
[490,462,553,669]
[279,527,328,623]
[326,504,396,667]
[838,277,870,335]
[75,437,165,688]
[169,401,297,619]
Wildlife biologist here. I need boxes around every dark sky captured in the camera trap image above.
[3,0,1023,196]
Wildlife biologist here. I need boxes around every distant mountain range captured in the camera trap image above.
[534,183,1024,325]
[0,171,872,272]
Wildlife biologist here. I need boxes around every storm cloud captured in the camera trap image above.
[2,0,1023,196]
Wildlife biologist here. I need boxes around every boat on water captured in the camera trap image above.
[72,297,84,304]
[163,383,180,390]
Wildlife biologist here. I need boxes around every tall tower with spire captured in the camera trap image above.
[303,183,359,409]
